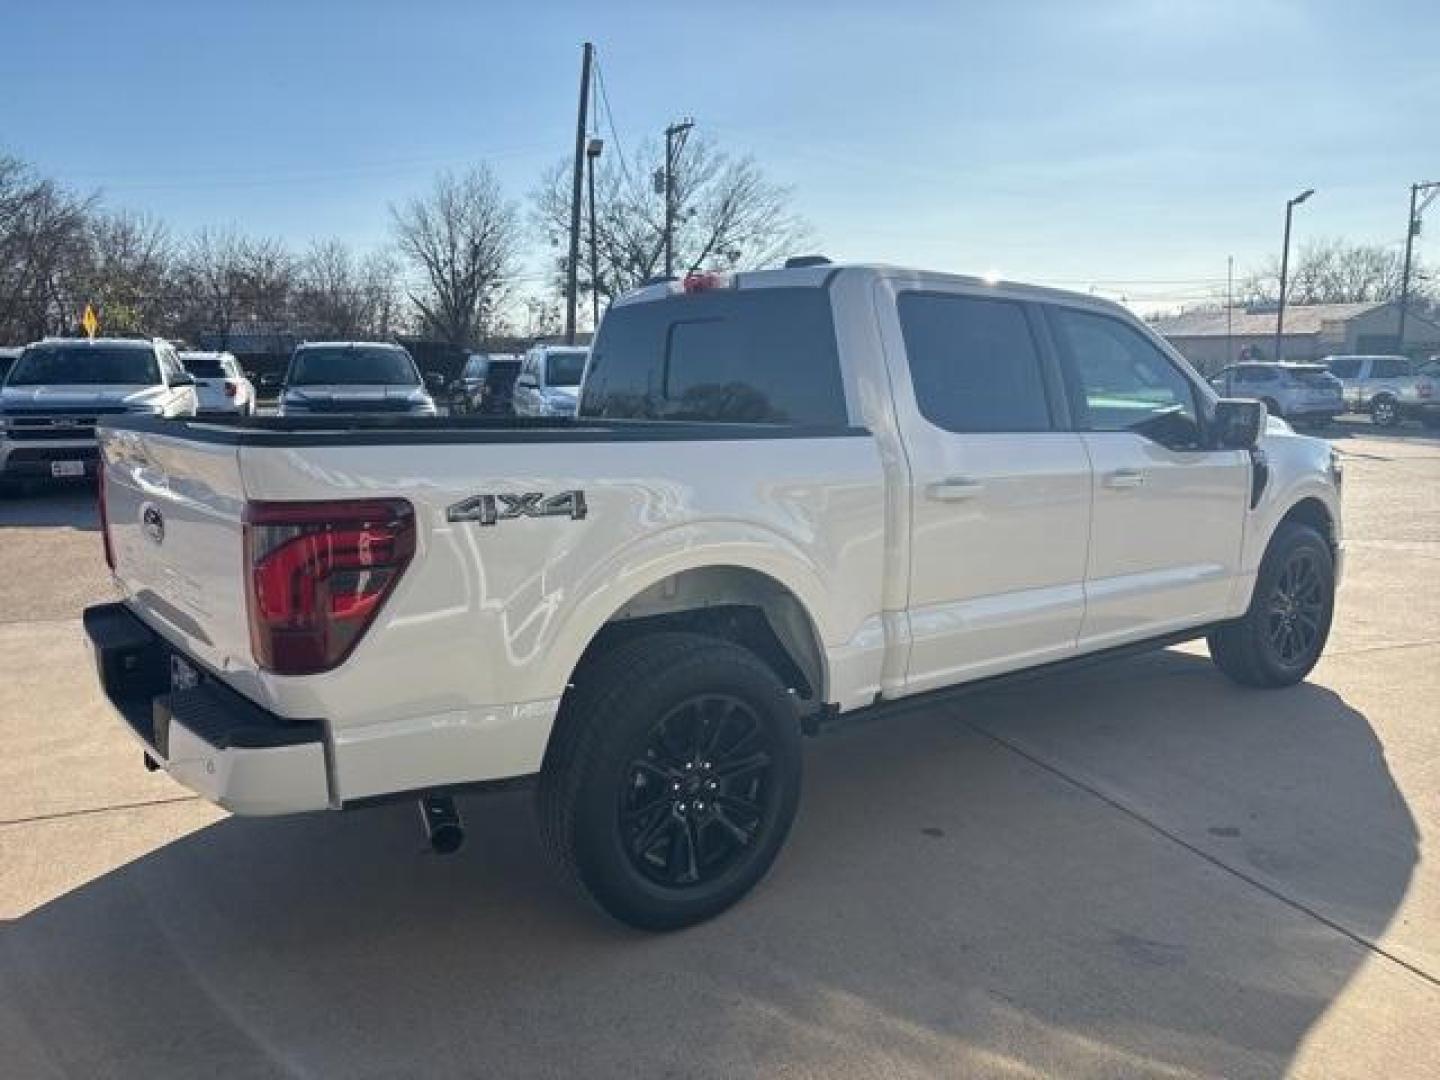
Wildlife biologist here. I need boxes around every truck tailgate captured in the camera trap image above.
[100,424,257,690]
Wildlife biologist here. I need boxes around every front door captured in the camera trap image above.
[878,284,1093,694]
[1045,305,1249,649]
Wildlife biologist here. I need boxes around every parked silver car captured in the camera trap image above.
[512,345,588,418]
[278,342,437,417]
[1324,354,1439,428]
[1208,362,1343,426]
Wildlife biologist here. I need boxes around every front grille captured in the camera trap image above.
[299,398,416,414]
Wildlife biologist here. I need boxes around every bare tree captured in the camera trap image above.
[80,210,173,335]
[291,239,404,339]
[171,228,297,347]
[532,132,810,319]
[1240,238,1422,306]
[0,155,94,341]
[390,166,519,347]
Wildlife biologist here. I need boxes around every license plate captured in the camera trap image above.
[50,460,85,478]
[170,655,201,693]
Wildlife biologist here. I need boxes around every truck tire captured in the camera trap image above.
[538,631,802,930]
[1370,394,1399,427]
[1207,522,1334,688]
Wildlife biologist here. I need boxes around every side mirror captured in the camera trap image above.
[1211,399,1266,450]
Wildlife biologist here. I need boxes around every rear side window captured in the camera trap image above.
[580,287,847,425]
[1373,357,1412,378]
[897,292,1052,433]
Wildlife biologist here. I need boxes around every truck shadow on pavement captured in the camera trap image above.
[0,651,1420,1078]
[0,484,99,531]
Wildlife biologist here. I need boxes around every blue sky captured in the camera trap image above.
[2,0,1435,311]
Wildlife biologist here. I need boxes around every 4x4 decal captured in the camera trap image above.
[446,491,587,525]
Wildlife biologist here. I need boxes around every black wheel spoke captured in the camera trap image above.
[713,750,771,782]
[712,805,757,846]
[628,804,674,858]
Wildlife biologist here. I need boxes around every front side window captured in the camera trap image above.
[1328,357,1362,379]
[897,292,1052,433]
[288,346,418,386]
[1050,307,1201,444]
[7,345,161,386]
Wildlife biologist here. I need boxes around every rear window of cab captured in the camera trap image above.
[580,287,848,425]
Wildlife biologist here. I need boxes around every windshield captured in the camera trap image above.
[182,355,227,377]
[7,345,161,387]
[544,350,588,387]
[288,346,418,386]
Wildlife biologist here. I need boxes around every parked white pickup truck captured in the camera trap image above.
[85,262,1343,929]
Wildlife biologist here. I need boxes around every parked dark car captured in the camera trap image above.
[450,352,521,415]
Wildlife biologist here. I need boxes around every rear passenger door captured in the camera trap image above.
[1045,305,1248,648]
[881,287,1093,692]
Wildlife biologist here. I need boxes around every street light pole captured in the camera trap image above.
[662,118,693,279]
[1274,188,1314,364]
[1397,180,1440,353]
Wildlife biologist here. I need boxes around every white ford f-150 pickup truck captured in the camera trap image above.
[85,261,1342,929]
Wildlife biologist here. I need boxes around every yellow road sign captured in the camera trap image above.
[81,304,99,339]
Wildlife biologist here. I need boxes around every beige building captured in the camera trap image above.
[1151,300,1440,375]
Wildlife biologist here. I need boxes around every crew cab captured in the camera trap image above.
[1,337,197,484]
[84,263,1342,929]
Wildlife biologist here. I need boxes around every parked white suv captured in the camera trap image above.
[180,351,256,416]
[512,344,588,417]
[1,337,197,484]
[86,263,1341,929]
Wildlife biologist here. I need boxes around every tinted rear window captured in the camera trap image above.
[543,349,588,387]
[580,287,847,425]
[182,356,226,377]
[7,345,160,386]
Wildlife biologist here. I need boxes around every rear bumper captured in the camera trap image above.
[83,602,332,815]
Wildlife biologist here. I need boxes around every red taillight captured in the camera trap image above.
[243,499,415,675]
[98,463,115,570]
[682,271,731,293]
[1419,379,1434,399]
[224,380,238,398]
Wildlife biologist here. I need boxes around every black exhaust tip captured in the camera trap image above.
[419,793,464,854]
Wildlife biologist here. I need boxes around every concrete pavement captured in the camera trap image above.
[2,420,1437,1078]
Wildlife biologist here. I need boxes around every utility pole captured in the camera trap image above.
[1226,255,1234,369]
[1274,188,1314,364]
[661,118,694,278]
[565,42,594,346]
[1398,180,1440,353]
[586,136,604,331]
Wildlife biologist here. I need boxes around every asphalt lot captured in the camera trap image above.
[2,418,1438,1079]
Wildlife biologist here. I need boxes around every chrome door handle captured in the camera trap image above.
[1103,468,1146,489]
[927,477,985,502]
